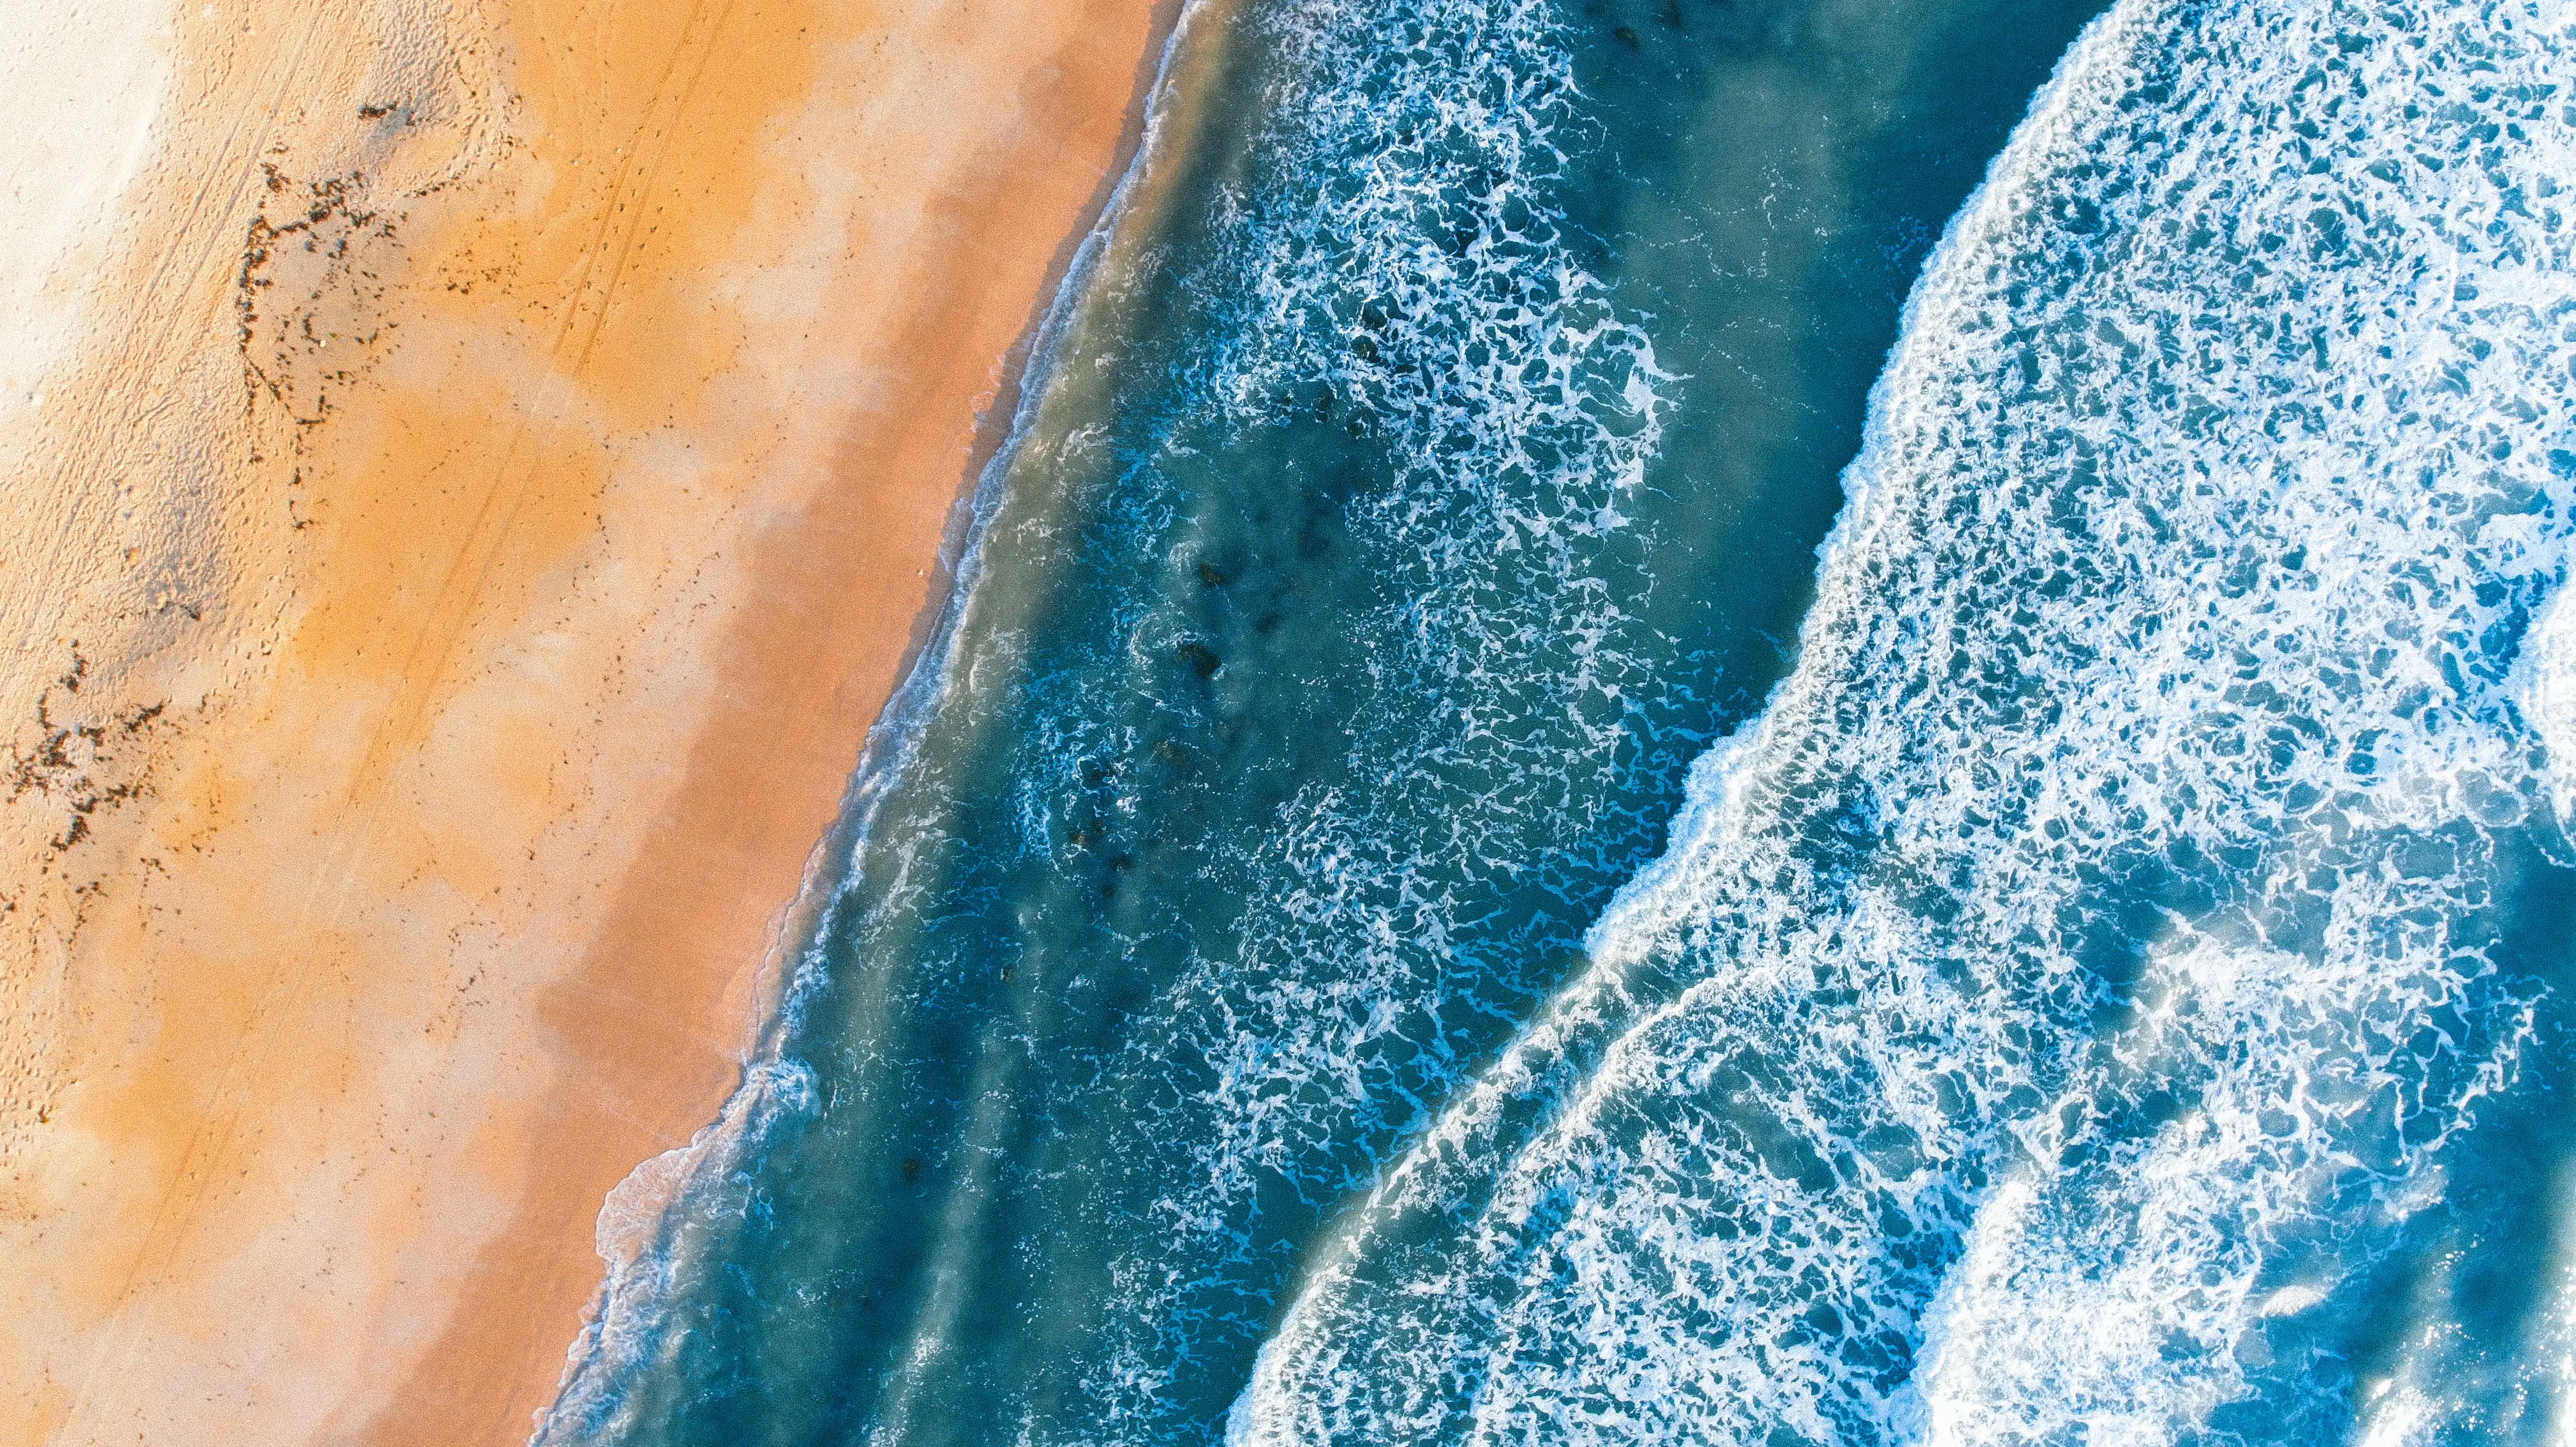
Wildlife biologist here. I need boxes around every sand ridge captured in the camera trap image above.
[0,0,1172,1441]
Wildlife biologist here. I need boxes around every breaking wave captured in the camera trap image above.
[1232,0,2576,1441]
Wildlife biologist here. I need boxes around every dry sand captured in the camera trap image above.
[0,0,1172,1440]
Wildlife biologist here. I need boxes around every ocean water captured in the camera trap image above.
[538,0,2576,1442]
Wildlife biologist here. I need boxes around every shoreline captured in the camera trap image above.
[529,0,1213,1430]
[0,0,1178,1442]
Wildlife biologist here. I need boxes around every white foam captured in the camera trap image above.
[1584,718,1765,968]
[1071,0,1694,1414]
[1232,0,2576,1438]
[534,1058,818,1442]
[2521,569,2576,836]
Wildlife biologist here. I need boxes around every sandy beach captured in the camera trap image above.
[0,0,1172,1441]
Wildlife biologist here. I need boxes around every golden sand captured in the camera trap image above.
[0,0,1171,1439]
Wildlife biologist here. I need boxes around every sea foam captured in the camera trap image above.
[1060,0,1689,1419]
[1232,0,2576,1441]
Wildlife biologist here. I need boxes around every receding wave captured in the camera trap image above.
[1233,0,2576,1441]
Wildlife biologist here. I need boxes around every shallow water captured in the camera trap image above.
[538,0,2576,1442]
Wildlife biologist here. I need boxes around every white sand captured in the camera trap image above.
[0,0,172,426]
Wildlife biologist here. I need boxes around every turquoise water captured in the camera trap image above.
[538,0,2576,1442]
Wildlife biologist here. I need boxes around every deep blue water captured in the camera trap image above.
[538,0,2576,1442]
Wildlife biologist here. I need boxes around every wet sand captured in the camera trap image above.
[0,0,1172,1441]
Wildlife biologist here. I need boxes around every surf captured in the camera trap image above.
[1234,0,2576,1441]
